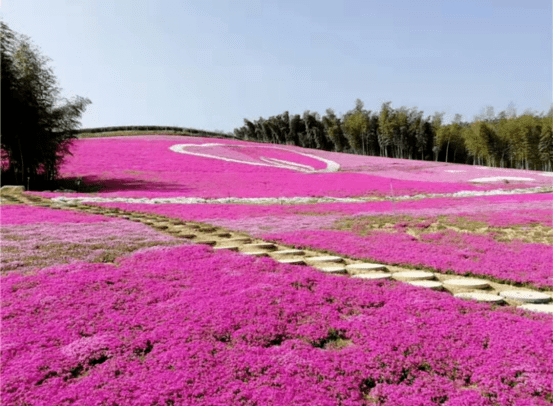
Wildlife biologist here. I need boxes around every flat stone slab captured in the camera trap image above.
[454,292,504,303]
[318,266,347,274]
[444,279,490,289]
[352,273,392,280]
[277,259,305,265]
[243,251,269,257]
[177,233,196,239]
[242,243,276,249]
[215,232,232,238]
[0,185,24,193]
[214,246,239,252]
[392,271,435,281]
[518,304,553,314]
[499,290,552,303]
[194,240,216,246]
[272,249,305,256]
[199,227,216,233]
[346,263,388,275]
[407,281,443,290]
[304,256,343,263]
[227,237,252,243]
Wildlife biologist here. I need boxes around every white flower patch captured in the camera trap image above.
[50,186,552,205]
[540,172,553,177]
[469,177,535,182]
[445,170,466,173]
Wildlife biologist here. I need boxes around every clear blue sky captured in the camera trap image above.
[1,0,551,132]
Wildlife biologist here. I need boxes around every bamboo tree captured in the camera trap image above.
[1,21,91,188]
[378,102,394,157]
[322,109,348,152]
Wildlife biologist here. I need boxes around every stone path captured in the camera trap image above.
[3,190,552,315]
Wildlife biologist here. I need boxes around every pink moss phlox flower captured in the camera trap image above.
[1,245,552,405]
[0,205,117,225]
[29,136,552,199]
[264,229,553,288]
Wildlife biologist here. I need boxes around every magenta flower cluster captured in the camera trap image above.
[95,192,552,227]
[1,205,117,225]
[31,135,551,199]
[2,245,552,405]
[1,205,180,274]
[91,192,553,288]
[264,229,553,289]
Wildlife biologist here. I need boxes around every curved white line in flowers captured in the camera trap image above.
[469,176,535,182]
[258,157,314,172]
[169,143,340,173]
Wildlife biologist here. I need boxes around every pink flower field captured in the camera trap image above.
[0,205,182,274]
[3,135,553,404]
[2,245,552,405]
[33,135,552,199]
[93,192,553,288]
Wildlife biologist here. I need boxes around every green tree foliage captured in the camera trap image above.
[322,109,348,152]
[231,100,552,171]
[343,99,371,155]
[378,102,394,157]
[1,21,91,188]
[538,115,552,171]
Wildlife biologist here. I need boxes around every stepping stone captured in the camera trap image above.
[214,246,239,252]
[352,273,392,280]
[518,304,553,314]
[317,266,347,274]
[499,290,551,304]
[227,237,252,243]
[199,227,216,233]
[392,271,435,281]
[215,232,232,238]
[454,292,504,303]
[444,279,490,289]
[272,249,305,256]
[242,243,276,250]
[0,185,24,193]
[169,225,188,230]
[346,263,388,275]
[277,258,305,265]
[305,256,343,263]
[177,233,196,239]
[194,240,216,246]
[243,251,269,257]
[407,281,443,290]
[186,224,201,229]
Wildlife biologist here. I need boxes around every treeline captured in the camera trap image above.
[233,100,553,171]
[72,125,231,139]
[1,21,91,189]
